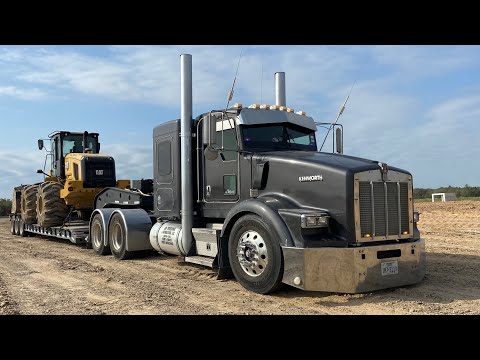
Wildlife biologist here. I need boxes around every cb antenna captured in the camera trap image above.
[319,80,356,152]
[225,48,244,112]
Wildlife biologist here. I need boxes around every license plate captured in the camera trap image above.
[381,261,398,276]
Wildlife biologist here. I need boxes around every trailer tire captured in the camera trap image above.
[15,217,22,236]
[37,182,69,228]
[228,214,284,294]
[18,218,27,237]
[108,213,133,260]
[91,213,110,255]
[10,217,16,235]
[21,185,38,225]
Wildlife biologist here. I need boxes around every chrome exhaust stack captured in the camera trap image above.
[180,54,193,254]
[275,72,286,107]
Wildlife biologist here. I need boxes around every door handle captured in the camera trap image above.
[206,185,211,196]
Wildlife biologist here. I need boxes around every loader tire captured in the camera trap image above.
[36,182,69,228]
[21,185,39,225]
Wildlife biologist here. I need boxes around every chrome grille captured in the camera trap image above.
[359,181,411,238]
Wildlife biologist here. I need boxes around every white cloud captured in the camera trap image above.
[371,45,477,76]
[102,144,152,181]
[0,149,46,198]
[0,86,46,100]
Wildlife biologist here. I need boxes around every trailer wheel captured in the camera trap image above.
[228,214,283,294]
[91,213,110,255]
[18,218,27,237]
[10,217,16,235]
[108,213,132,260]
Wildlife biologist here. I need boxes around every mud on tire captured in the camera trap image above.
[21,185,39,224]
[36,182,69,227]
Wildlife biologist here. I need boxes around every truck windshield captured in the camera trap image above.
[241,123,317,151]
[62,135,99,156]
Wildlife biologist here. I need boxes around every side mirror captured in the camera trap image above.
[36,169,44,174]
[38,139,44,150]
[203,114,217,146]
[335,127,343,154]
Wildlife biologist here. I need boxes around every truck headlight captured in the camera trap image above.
[301,213,330,228]
[413,210,420,223]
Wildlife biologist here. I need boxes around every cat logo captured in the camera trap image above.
[96,169,104,176]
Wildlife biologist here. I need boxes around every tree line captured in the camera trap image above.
[414,185,480,199]
[0,198,12,216]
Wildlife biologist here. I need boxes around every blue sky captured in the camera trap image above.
[1,45,479,198]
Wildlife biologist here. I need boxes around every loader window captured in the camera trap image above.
[62,135,99,157]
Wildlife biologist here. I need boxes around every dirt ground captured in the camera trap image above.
[0,200,479,315]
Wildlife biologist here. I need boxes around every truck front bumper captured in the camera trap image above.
[282,238,425,293]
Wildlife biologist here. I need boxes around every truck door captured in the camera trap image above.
[203,118,239,203]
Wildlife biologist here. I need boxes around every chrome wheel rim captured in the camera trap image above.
[111,221,124,252]
[91,221,103,250]
[236,230,268,277]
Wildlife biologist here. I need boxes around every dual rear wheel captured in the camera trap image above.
[91,212,132,260]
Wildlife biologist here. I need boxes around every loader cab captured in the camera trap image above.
[48,131,100,179]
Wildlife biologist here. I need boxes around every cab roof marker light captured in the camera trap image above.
[260,104,270,109]
[270,105,279,110]
[287,107,294,113]
[296,110,306,116]
[249,104,260,109]
[279,106,287,111]
[233,103,243,109]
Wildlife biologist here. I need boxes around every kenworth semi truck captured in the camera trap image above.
[10,54,425,294]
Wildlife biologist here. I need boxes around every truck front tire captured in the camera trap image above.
[108,213,133,260]
[228,214,284,294]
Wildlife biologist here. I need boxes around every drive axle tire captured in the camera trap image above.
[228,214,284,294]
[21,185,38,225]
[91,213,111,255]
[37,182,69,227]
[108,213,133,260]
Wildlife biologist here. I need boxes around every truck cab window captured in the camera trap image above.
[219,128,238,161]
[241,123,317,152]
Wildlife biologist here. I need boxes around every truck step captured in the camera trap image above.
[185,255,215,268]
